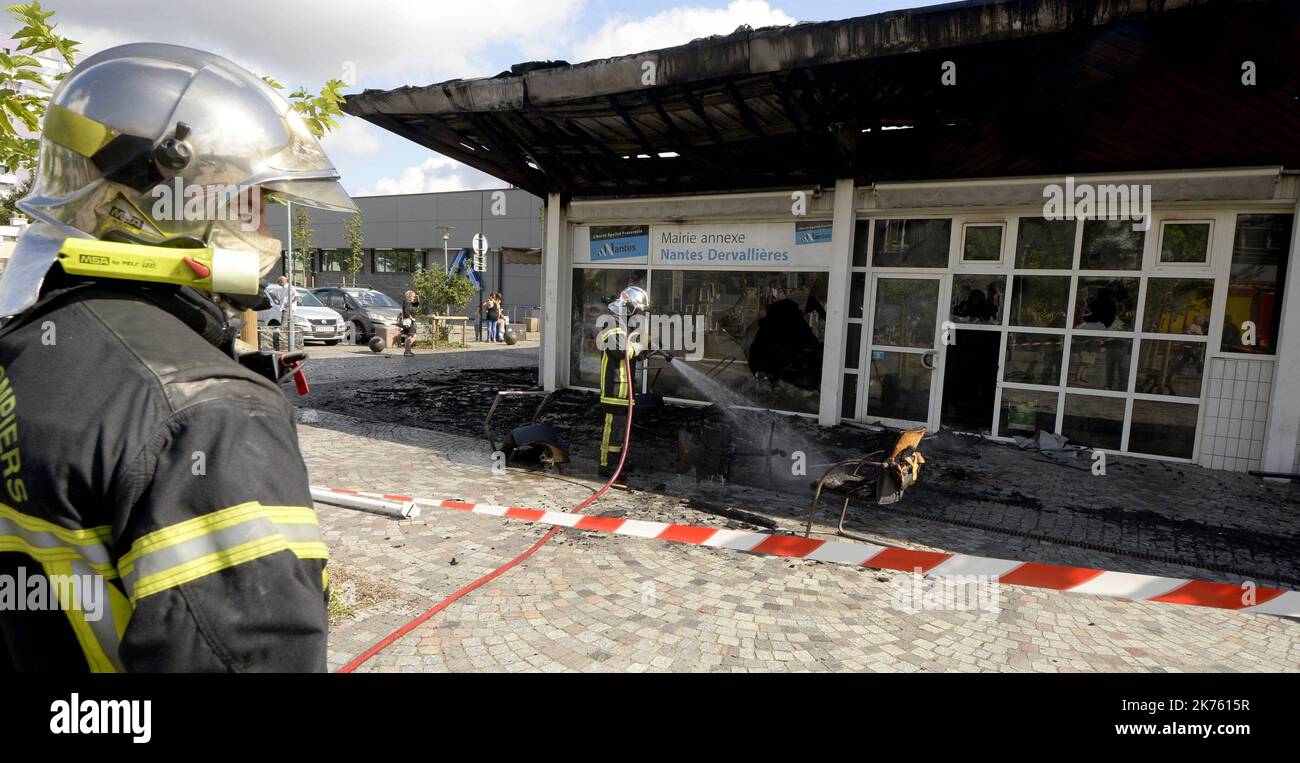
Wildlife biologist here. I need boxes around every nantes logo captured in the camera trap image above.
[590,225,648,261]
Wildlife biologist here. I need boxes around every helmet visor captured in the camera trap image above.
[262,178,357,213]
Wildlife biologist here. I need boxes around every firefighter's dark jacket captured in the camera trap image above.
[0,275,328,672]
[598,324,638,409]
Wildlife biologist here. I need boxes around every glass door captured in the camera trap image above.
[865,275,944,428]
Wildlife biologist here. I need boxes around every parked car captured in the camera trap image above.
[309,286,404,344]
[257,285,347,346]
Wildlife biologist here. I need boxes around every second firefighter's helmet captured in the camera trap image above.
[609,285,650,317]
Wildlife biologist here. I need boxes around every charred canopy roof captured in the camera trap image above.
[344,0,1300,199]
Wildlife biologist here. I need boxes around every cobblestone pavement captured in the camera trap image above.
[297,347,1300,589]
[298,409,1300,673]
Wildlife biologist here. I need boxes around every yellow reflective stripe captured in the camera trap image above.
[288,541,329,560]
[119,502,313,576]
[45,560,120,673]
[0,502,111,545]
[321,568,329,591]
[43,104,117,157]
[120,501,325,603]
[0,537,119,578]
[107,580,132,643]
[129,534,290,604]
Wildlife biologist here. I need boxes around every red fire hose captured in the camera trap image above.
[337,357,636,673]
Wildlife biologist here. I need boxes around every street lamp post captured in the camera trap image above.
[437,225,454,317]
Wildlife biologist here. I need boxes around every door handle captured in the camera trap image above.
[921,351,937,370]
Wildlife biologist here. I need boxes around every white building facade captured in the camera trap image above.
[540,169,1300,474]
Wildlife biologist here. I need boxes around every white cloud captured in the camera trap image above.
[320,116,383,160]
[571,0,796,62]
[48,0,585,90]
[352,156,506,197]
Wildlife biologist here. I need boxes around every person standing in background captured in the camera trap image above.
[495,293,508,342]
[485,293,500,342]
[400,289,420,357]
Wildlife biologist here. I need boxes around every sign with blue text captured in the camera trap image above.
[650,221,833,268]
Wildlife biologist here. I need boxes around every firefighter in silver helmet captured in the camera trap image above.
[0,43,356,672]
[597,285,653,480]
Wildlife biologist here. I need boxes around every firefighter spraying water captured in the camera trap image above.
[596,285,674,483]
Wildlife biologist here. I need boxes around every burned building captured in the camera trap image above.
[346,0,1300,475]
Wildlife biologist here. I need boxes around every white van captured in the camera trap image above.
[257,286,347,346]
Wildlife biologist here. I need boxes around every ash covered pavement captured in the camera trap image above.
[297,346,1300,672]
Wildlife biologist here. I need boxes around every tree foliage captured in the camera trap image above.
[0,2,76,172]
[261,76,348,139]
[290,205,313,286]
[412,266,475,316]
[345,211,364,287]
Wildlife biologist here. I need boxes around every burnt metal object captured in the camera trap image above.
[676,417,786,484]
[803,428,926,541]
[677,423,734,481]
[484,389,569,467]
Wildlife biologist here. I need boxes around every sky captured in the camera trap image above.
[38,0,943,197]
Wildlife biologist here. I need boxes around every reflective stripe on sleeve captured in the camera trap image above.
[0,504,117,578]
[119,502,326,603]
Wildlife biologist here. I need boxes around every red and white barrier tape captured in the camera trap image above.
[312,486,1300,618]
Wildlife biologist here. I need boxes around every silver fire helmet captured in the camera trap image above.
[0,42,358,317]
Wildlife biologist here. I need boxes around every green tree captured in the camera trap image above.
[345,211,364,287]
[0,173,31,221]
[290,205,313,286]
[412,266,475,316]
[260,76,348,138]
[1,2,77,173]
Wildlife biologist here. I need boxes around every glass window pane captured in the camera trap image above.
[1135,340,1206,398]
[570,268,648,387]
[1129,400,1198,458]
[1062,394,1125,450]
[849,272,865,319]
[999,388,1057,436]
[872,219,951,268]
[1015,218,1075,269]
[1142,278,1213,335]
[1004,332,1063,385]
[1068,337,1131,391]
[950,274,1005,325]
[844,323,862,370]
[963,224,1003,261]
[1009,275,1070,328]
[868,351,931,422]
[1074,277,1138,330]
[852,220,870,267]
[1160,222,1211,263]
[1080,220,1144,270]
[841,373,858,419]
[1221,214,1293,354]
[647,270,828,414]
[372,249,420,273]
[872,278,939,348]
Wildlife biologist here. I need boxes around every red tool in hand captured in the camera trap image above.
[278,353,310,396]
